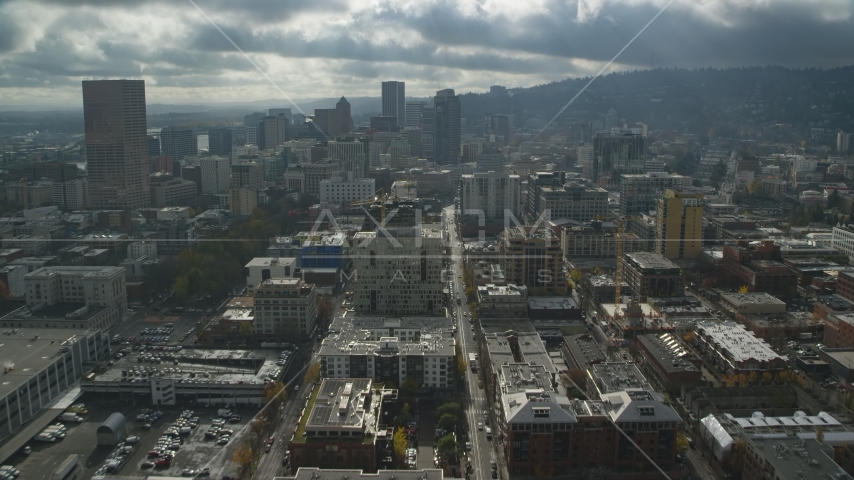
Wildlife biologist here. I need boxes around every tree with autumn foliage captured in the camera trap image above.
[232,444,254,476]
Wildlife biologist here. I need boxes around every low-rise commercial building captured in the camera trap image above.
[289,379,388,473]
[622,252,684,299]
[635,333,703,394]
[719,292,787,315]
[477,283,527,318]
[0,328,110,444]
[694,321,786,374]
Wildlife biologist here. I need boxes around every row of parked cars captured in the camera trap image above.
[203,417,236,445]
[143,410,199,468]
[135,408,165,430]
[94,435,140,477]
[277,350,293,366]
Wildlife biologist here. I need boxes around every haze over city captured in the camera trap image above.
[1,2,854,480]
[1,0,853,106]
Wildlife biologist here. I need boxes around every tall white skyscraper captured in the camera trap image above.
[381,81,405,128]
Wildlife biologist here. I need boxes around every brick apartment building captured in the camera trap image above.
[722,241,798,296]
[622,252,685,299]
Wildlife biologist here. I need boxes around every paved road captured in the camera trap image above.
[252,293,343,479]
[446,206,500,480]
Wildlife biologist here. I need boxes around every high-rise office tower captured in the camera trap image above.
[336,97,353,134]
[434,89,461,165]
[258,116,285,151]
[568,121,592,144]
[656,190,704,260]
[312,109,341,139]
[593,128,646,180]
[420,107,435,162]
[405,101,425,128]
[83,79,150,209]
[147,136,161,157]
[244,112,265,128]
[160,127,198,162]
[604,109,618,132]
[381,81,405,128]
[269,108,292,122]
[208,128,232,156]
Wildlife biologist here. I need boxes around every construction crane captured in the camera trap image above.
[614,217,624,305]
[19,178,27,210]
[350,188,387,223]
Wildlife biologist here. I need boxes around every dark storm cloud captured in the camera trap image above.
[34,0,349,24]
[369,1,854,69]
[1,0,852,103]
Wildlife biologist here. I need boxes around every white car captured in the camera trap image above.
[477,422,483,431]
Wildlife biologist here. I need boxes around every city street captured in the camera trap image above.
[445,206,501,480]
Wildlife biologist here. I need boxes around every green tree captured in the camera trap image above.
[828,189,842,209]
[396,403,412,427]
[747,179,763,196]
[401,377,418,397]
[173,276,189,300]
[437,413,458,431]
[238,321,253,341]
[570,268,583,285]
[436,434,459,463]
[437,402,462,421]
[455,343,467,376]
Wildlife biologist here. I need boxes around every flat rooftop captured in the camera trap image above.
[328,315,454,335]
[2,302,106,322]
[637,334,700,374]
[282,468,445,480]
[91,348,282,385]
[305,378,374,432]
[527,297,579,310]
[0,328,100,398]
[245,257,297,268]
[590,363,653,394]
[625,252,680,271]
[720,292,786,307]
[499,363,552,394]
[564,334,607,370]
[749,437,851,480]
[696,321,783,363]
[484,331,555,375]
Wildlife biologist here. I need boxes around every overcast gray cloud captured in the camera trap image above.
[0,0,851,106]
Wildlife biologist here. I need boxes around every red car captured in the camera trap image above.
[148,450,162,457]
[155,458,172,467]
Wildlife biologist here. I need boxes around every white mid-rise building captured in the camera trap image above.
[200,156,231,194]
[24,266,128,325]
[254,278,317,341]
[352,227,444,316]
[319,172,375,206]
[127,241,158,259]
[320,316,456,390]
[52,178,89,210]
[245,257,297,290]
[832,225,854,261]
[459,172,522,220]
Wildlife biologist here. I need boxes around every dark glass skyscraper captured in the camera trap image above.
[83,79,150,209]
[208,128,233,156]
[434,89,461,165]
[381,81,405,128]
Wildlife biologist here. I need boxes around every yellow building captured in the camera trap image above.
[656,189,703,259]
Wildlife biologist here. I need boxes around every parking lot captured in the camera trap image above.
[111,310,205,347]
[8,396,257,480]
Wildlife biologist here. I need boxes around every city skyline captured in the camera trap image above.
[0,0,852,106]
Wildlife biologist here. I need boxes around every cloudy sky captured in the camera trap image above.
[0,0,852,107]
